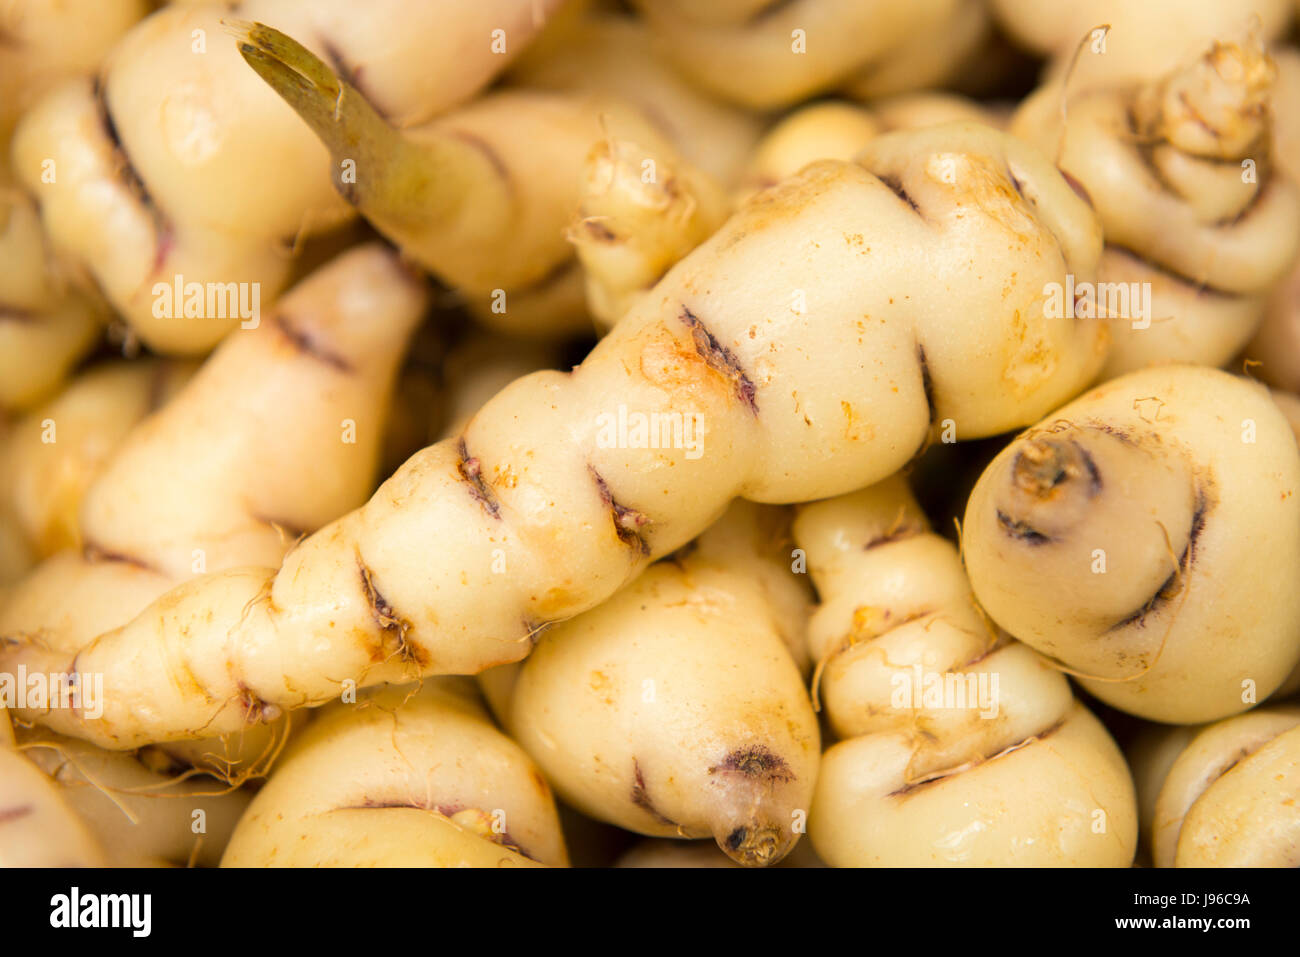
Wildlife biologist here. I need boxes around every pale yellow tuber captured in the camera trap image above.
[11,0,564,353]
[964,365,1300,723]
[504,502,818,866]
[796,476,1137,866]
[1012,38,1300,377]
[221,680,568,867]
[11,124,1108,750]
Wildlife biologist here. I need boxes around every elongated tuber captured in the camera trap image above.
[1,245,427,762]
[12,124,1108,749]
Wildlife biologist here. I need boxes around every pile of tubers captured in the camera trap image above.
[1,0,1298,870]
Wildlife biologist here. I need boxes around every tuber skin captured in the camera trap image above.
[0,358,196,559]
[615,836,827,868]
[989,0,1294,88]
[795,476,1137,866]
[1244,46,1300,391]
[17,726,253,867]
[1,244,427,768]
[15,123,1107,749]
[0,192,106,413]
[0,704,106,867]
[1012,38,1300,378]
[736,93,1004,206]
[0,0,148,411]
[630,0,982,110]
[503,502,818,867]
[0,0,148,185]
[1139,705,1300,866]
[237,21,728,339]
[964,365,1300,723]
[220,680,569,867]
[506,10,764,187]
[568,131,732,331]
[10,0,564,354]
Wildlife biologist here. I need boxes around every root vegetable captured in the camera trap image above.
[1125,722,1198,856]
[615,836,826,868]
[17,123,1107,749]
[504,502,818,866]
[0,0,148,184]
[990,0,1294,87]
[1143,705,1300,866]
[630,0,976,109]
[11,0,564,354]
[506,11,764,187]
[17,727,253,867]
[0,358,195,558]
[438,334,561,443]
[220,680,568,867]
[0,709,105,867]
[838,0,994,101]
[736,94,1003,205]
[238,22,720,339]
[1012,38,1300,377]
[736,103,883,204]
[1,244,427,760]
[795,476,1137,866]
[1244,47,1300,391]
[568,131,731,330]
[0,193,105,413]
[964,365,1300,723]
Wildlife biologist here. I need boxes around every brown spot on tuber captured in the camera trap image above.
[916,343,937,426]
[272,314,353,372]
[630,758,676,826]
[82,540,156,572]
[888,716,1067,798]
[723,824,784,866]
[1109,485,1211,630]
[457,438,501,519]
[91,76,165,233]
[709,746,795,783]
[877,172,923,217]
[0,805,33,824]
[357,555,426,668]
[235,684,282,725]
[680,307,758,414]
[581,219,618,242]
[446,128,510,185]
[1059,168,1093,207]
[589,467,650,556]
[996,510,1053,545]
